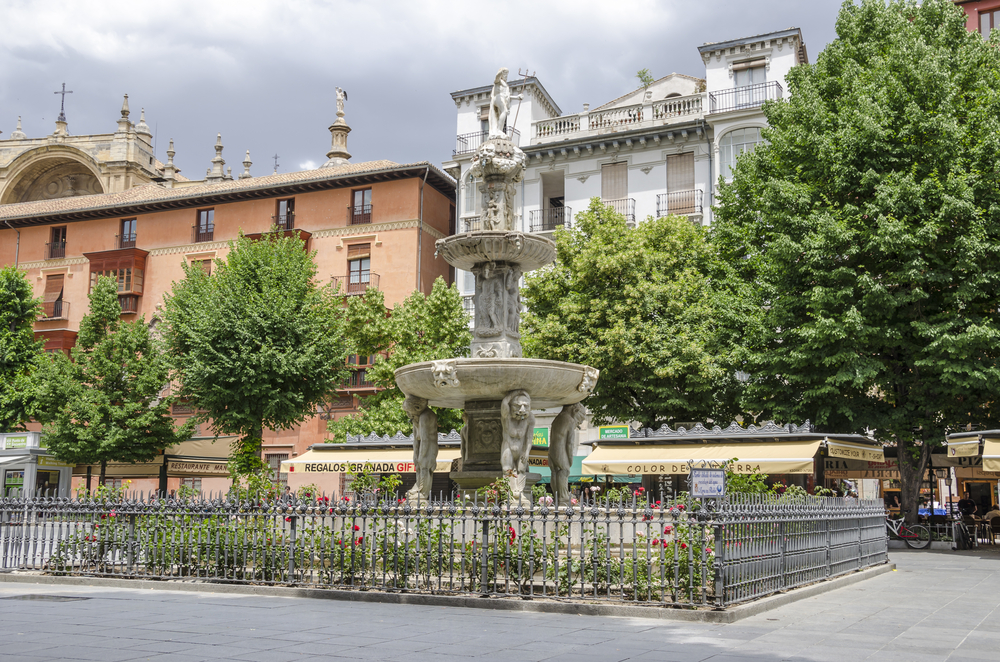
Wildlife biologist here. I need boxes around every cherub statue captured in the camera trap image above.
[500,389,534,499]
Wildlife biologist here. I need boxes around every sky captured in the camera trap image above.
[0,0,846,180]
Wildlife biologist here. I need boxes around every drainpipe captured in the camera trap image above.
[4,220,19,266]
[416,166,430,293]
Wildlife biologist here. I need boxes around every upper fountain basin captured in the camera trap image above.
[435,232,556,272]
[395,358,599,409]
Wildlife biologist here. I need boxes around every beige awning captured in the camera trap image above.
[946,438,981,459]
[282,448,461,475]
[826,439,884,463]
[582,440,822,475]
[984,439,1000,473]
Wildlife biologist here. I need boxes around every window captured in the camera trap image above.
[48,226,67,259]
[179,477,202,493]
[195,209,214,242]
[89,255,145,295]
[276,199,294,230]
[42,274,65,319]
[190,258,212,275]
[120,218,137,248]
[265,454,289,488]
[351,189,372,224]
[982,10,1000,38]
[667,153,695,193]
[479,106,490,134]
[601,162,628,201]
[734,65,766,88]
[719,127,764,180]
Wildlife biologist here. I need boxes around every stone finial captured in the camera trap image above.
[226,166,233,180]
[239,150,252,179]
[321,87,351,168]
[162,138,178,185]
[206,133,226,183]
[135,108,152,139]
[115,94,132,137]
[10,116,27,140]
[121,94,131,119]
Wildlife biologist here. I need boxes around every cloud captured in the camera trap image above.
[299,160,317,171]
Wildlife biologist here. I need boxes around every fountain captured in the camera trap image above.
[394,67,599,505]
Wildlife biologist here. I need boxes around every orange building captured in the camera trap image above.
[953,0,1000,35]
[0,159,456,494]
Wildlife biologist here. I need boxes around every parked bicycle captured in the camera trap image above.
[885,513,931,549]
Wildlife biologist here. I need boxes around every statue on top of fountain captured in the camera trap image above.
[470,67,526,233]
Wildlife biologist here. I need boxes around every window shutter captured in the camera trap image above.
[479,106,490,122]
[667,153,695,192]
[601,162,628,201]
[347,243,371,259]
[43,274,64,303]
[731,58,765,72]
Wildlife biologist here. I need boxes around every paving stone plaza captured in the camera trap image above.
[1,549,997,662]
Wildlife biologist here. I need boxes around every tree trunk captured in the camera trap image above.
[99,459,107,487]
[896,439,930,525]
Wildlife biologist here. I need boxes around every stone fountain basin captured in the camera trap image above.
[435,232,556,272]
[395,358,595,409]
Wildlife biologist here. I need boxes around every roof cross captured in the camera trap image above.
[54,83,73,122]
[273,153,280,174]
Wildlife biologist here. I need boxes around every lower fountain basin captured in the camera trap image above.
[434,232,556,272]
[394,358,598,409]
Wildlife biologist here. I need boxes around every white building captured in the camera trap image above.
[443,27,808,316]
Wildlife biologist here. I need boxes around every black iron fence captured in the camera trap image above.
[46,241,66,260]
[0,493,886,609]
[529,207,571,233]
[348,204,372,225]
[116,233,137,249]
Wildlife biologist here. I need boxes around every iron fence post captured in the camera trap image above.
[713,523,725,608]
[480,515,489,596]
[288,515,297,581]
[127,513,136,572]
[779,520,786,590]
[825,515,831,579]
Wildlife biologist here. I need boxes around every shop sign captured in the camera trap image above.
[598,426,629,440]
[690,468,726,498]
[38,456,73,468]
[168,461,230,476]
[527,456,549,467]
[4,436,28,450]
[532,427,549,448]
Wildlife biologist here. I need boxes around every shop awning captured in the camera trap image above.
[984,438,1000,473]
[826,439,884,463]
[0,455,29,467]
[582,440,823,475]
[945,438,981,459]
[282,448,461,475]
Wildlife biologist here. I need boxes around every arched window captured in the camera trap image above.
[718,127,764,180]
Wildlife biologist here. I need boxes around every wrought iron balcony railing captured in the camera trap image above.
[348,204,372,225]
[194,224,215,243]
[46,242,66,260]
[602,197,636,225]
[462,295,475,318]
[344,368,375,390]
[708,81,783,114]
[39,301,69,321]
[529,207,571,233]
[118,294,140,314]
[116,233,137,249]
[333,272,380,296]
[273,212,295,231]
[656,190,704,218]
[461,216,482,233]
[454,128,521,155]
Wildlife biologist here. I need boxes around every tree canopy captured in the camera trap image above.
[161,231,349,472]
[521,198,751,429]
[0,266,41,431]
[34,276,193,484]
[713,0,1000,519]
[327,277,471,441]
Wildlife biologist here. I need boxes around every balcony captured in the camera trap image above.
[116,233,137,249]
[46,242,66,260]
[273,212,295,231]
[39,300,69,321]
[461,216,481,233]
[462,295,475,318]
[602,198,635,226]
[340,368,375,391]
[333,272,380,296]
[529,207,571,233]
[348,204,372,225]
[708,81,783,114]
[118,294,140,314]
[531,93,704,145]
[656,190,704,218]
[194,224,214,243]
[454,127,522,156]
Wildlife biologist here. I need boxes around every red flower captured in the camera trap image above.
[356,536,364,545]
[508,526,516,544]
[652,539,661,545]
[678,504,685,510]
[633,490,639,496]
[638,487,645,493]
[664,525,673,534]
[353,525,360,531]
[680,542,688,550]
[284,517,291,522]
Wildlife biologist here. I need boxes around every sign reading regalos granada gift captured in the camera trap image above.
[598,426,629,440]
[291,461,418,474]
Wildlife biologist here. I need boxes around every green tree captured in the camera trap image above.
[162,231,349,473]
[34,276,194,485]
[522,199,751,429]
[327,277,471,441]
[0,266,42,431]
[636,68,654,90]
[712,0,1000,522]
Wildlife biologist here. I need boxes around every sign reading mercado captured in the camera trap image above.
[598,426,629,440]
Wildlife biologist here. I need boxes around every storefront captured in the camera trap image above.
[72,436,233,495]
[0,432,73,497]
[580,422,883,496]
[945,431,1000,513]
